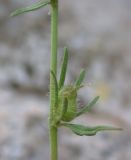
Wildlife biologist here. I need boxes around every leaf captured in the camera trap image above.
[75,69,86,88]
[61,123,123,136]
[10,0,50,17]
[59,47,69,90]
[76,96,100,117]
[51,70,58,108]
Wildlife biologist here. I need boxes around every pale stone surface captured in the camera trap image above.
[0,0,131,160]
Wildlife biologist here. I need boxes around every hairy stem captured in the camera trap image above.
[49,0,58,160]
[49,126,58,160]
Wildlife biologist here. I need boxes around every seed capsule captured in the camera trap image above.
[58,85,77,122]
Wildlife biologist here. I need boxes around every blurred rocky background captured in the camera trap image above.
[0,0,131,159]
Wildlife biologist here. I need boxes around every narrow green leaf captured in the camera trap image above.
[10,0,50,17]
[76,96,100,117]
[75,69,86,87]
[61,123,122,136]
[51,70,58,108]
[59,47,69,90]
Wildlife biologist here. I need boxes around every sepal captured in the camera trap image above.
[76,96,100,117]
[75,69,86,88]
[59,47,69,90]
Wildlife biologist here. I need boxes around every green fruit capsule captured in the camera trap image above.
[58,85,77,122]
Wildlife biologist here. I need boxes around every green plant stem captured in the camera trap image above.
[50,126,58,160]
[49,0,58,160]
[50,0,58,75]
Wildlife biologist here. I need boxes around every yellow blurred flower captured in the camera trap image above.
[95,81,110,101]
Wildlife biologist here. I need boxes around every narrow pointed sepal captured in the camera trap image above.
[75,69,86,88]
[61,123,123,136]
[76,96,100,117]
[10,0,50,17]
[59,47,69,90]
